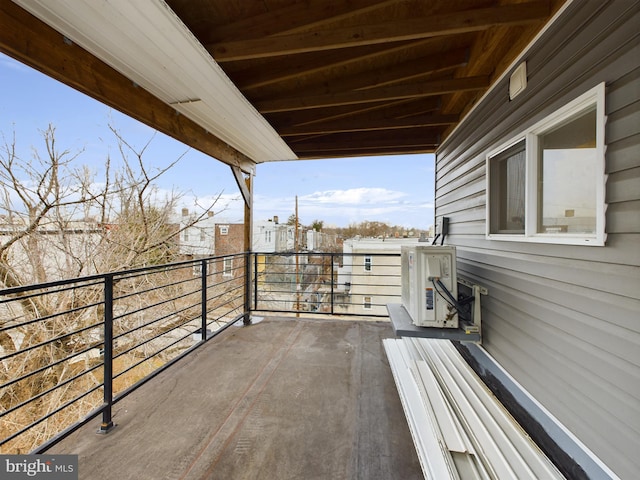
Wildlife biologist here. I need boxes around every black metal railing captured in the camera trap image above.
[0,253,247,454]
[0,250,401,453]
[252,252,402,317]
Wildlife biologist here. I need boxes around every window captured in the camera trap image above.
[487,83,606,245]
[489,140,526,234]
[183,230,189,241]
[364,255,372,272]
[536,107,598,235]
[363,296,372,309]
[223,258,233,277]
[219,225,229,235]
[199,229,206,241]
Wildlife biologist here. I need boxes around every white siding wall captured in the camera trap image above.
[435,2,640,478]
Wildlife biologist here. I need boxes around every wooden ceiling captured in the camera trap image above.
[165,0,563,159]
[0,0,565,164]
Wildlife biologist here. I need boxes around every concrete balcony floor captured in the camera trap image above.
[49,316,423,479]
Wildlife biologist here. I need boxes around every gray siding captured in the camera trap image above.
[435,1,640,478]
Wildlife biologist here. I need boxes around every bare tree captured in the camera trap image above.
[0,125,220,452]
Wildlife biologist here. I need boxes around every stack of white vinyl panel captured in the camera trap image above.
[383,338,565,480]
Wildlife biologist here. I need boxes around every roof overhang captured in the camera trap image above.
[2,0,565,165]
[9,0,296,168]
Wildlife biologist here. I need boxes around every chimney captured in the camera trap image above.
[273,215,279,224]
[181,208,189,217]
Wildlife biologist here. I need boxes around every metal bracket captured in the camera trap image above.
[457,277,488,343]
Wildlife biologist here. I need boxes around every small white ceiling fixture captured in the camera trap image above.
[14,0,297,164]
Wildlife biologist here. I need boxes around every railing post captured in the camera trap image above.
[243,252,252,325]
[330,253,335,315]
[253,253,258,311]
[201,259,208,341]
[98,274,115,433]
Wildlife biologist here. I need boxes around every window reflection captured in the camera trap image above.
[489,140,526,234]
[538,108,597,234]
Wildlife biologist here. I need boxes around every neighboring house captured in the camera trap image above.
[253,217,339,254]
[337,237,421,316]
[178,209,216,258]
[252,217,294,252]
[0,220,104,280]
[212,222,244,281]
[306,229,338,251]
[434,2,639,478]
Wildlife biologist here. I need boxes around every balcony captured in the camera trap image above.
[1,252,425,479]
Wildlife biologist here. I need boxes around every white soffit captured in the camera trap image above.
[13,0,297,163]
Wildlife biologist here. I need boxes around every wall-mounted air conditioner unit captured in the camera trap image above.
[401,245,458,328]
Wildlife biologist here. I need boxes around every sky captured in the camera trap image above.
[0,53,436,229]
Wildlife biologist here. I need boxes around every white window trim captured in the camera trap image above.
[363,296,372,309]
[486,83,607,246]
[364,255,372,272]
[222,258,233,277]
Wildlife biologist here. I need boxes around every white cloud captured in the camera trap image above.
[249,187,432,228]
[302,187,407,205]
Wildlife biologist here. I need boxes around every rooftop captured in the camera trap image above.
[47,317,423,480]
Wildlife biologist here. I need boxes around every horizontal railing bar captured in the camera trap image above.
[0,383,103,448]
[0,278,105,299]
[0,339,103,390]
[208,295,243,314]
[0,280,104,306]
[0,363,103,419]
[29,313,244,455]
[112,312,201,361]
[112,305,197,344]
[0,253,246,297]
[0,320,103,362]
[113,276,199,302]
[113,288,199,322]
[0,300,102,334]
[110,313,244,404]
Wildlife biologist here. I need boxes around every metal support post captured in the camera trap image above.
[201,259,208,341]
[243,252,252,325]
[98,274,115,433]
[330,253,335,315]
[253,253,258,311]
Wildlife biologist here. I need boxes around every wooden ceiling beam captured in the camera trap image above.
[294,144,439,155]
[201,0,403,44]
[289,128,440,149]
[230,39,425,91]
[281,48,469,101]
[257,76,489,113]
[0,1,255,172]
[267,97,441,129]
[297,145,438,158]
[210,2,550,61]
[280,113,458,137]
